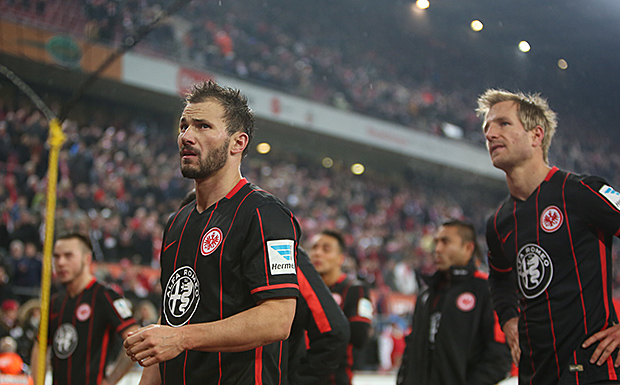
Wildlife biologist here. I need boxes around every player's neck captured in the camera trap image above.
[194,167,243,212]
[505,161,551,201]
[66,273,94,298]
[322,269,343,287]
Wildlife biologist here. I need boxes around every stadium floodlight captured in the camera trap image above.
[257,142,271,154]
[416,0,430,10]
[518,40,531,53]
[558,59,568,70]
[471,20,484,32]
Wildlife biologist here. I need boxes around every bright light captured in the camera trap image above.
[322,157,334,168]
[518,41,531,53]
[416,0,430,10]
[470,20,483,32]
[558,59,568,70]
[351,163,365,175]
[256,142,271,154]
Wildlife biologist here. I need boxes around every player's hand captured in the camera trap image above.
[503,317,520,366]
[124,324,185,367]
[582,324,620,367]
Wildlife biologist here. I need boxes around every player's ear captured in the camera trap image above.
[230,131,248,156]
[531,125,545,147]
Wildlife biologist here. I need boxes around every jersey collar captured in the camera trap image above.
[544,166,559,182]
[225,178,248,199]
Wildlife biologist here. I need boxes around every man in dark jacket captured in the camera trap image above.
[397,220,511,385]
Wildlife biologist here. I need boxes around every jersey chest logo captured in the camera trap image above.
[540,205,563,233]
[517,244,553,299]
[76,303,91,322]
[456,292,476,312]
[53,323,78,359]
[201,227,223,256]
[164,266,200,327]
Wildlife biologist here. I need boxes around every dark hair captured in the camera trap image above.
[185,80,255,158]
[319,229,346,253]
[441,219,482,261]
[56,232,93,253]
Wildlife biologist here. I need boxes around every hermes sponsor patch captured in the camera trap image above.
[267,240,296,275]
[599,185,620,210]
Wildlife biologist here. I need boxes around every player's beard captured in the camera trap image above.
[180,138,230,179]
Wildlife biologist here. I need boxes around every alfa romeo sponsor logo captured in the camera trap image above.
[456,292,476,312]
[164,266,200,327]
[53,323,78,359]
[517,244,553,299]
[201,227,222,256]
[540,205,563,233]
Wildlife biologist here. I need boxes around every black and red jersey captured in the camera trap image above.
[159,178,300,384]
[487,167,620,385]
[289,248,350,385]
[48,278,136,385]
[328,274,373,385]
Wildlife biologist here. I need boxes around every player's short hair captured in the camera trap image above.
[185,80,255,158]
[319,229,346,253]
[56,232,93,254]
[476,89,558,164]
[441,219,482,261]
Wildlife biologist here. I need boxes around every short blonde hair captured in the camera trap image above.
[476,89,558,164]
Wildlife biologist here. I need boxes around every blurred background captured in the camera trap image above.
[1,0,619,382]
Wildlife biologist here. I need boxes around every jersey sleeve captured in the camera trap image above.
[100,286,137,334]
[486,214,519,326]
[573,176,620,237]
[243,201,300,303]
[343,282,373,348]
[289,249,350,385]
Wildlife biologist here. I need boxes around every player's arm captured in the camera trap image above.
[486,216,520,365]
[102,324,141,385]
[124,297,296,367]
[574,177,620,366]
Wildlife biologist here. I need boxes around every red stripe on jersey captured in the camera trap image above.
[115,319,136,333]
[167,206,185,232]
[345,344,354,383]
[473,270,489,279]
[493,312,506,343]
[563,174,588,334]
[255,346,263,385]
[250,283,299,294]
[607,356,618,380]
[545,166,559,181]
[535,186,541,244]
[289,212,298,267]
[278,341,283,385]
[256,208,269,286]
[97,327,110,385]
[580,181,620,214]
[349,315,372,323]
[572,351,579,384]
[226,177,248,199]
[86,285,101,384]
[598,229,611,329]
[218,352,222,385]
[616,228,620,237]
[489,262,512,273]
[544,290,561,380]
[183,351,189,385]
[298,269,332,333]
[174,211,193,268]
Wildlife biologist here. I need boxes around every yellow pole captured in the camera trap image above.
[36,118,65,385]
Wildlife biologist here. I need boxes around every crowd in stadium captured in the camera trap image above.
[2,0,620,376]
